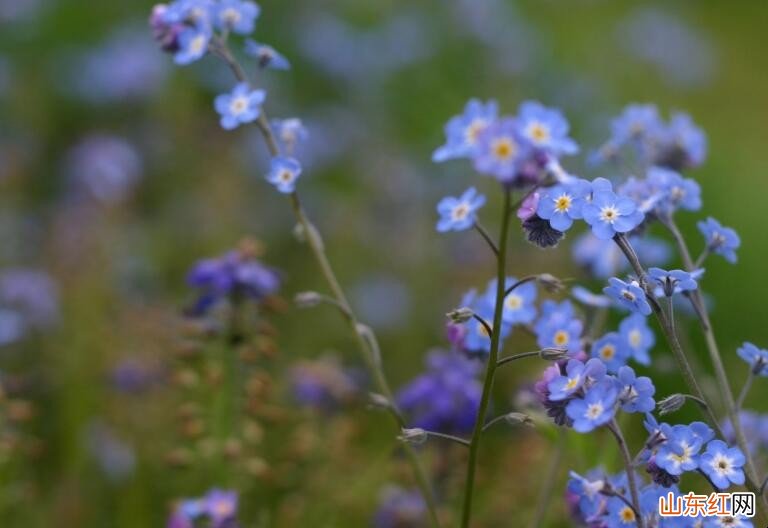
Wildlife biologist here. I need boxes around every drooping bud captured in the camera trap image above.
[398,428,428,445]
[447,307,474,324]
[540,347,569,361]
[294,291,322,308]
[658,394,686,415]
[537,273,566,293]
[503,412,534,427]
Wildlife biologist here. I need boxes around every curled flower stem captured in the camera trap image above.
[472,314,494,340]
[211,39,442,527]
[473,222,499,256]
[422,431,471,447]
[503,275,538,298]
[527,430,565,528]
[607,419,644,528]
[736,370,754,411]
[460,189,513,528]
[662,217,767,517]
[496,350,544,367]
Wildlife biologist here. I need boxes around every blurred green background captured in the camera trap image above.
[1,0,767,526]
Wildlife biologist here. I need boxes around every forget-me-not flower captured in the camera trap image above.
[490,277,537,325]
[604,278,652,316]
[619,313,655,365]
[647,267,698,297]
[614,366,655,413]
[473,118,530,182]
[547,358,606,401]
[174,25,211,65]
[266,156,302,193]
[515,100,578,156]
[699,440,745,490]
[435,187,486,232]
[566,380,618,433]
[432,99,498,162]
[245,40,290,70]
[215,0,260,34]
[698,217,740,264]
[591,332,630,373]
[214,82,266,130]
[536,179,591,232]
[582,178,645,240]
[737,342,768,376]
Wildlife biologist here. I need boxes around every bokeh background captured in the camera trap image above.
[1,0,767,526]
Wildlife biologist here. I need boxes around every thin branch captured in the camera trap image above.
[496,350,544,367]
[473,222,499,256]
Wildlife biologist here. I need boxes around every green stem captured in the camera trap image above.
[736,370,754,411]
[662,217,767,517]
[460,189,512,528]
[473,222,499,256]
[608,420,644,528]
[212,38,442,526]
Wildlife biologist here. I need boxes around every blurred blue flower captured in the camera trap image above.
[174,25,211,65]
[572,233,670,280]
[737,342,768,376]
[435,187,486,233]
[566,379,618,433]
[604,278,651,316]
[289,357,360,411]
[215,82,266,130]
[494,277,537,325]
[65,134,142,204]
[534,300,583,353]
[0,269,58,344]
[187,245,279,316]
[645,166,702,214]
[582,178,644,240]
[571,286,612,308]
[618,313,654,365]
[699,440,745,490]
[215,0,259,34]
[547,358,606,402]
[516,100,578,156]
[473,118,530,183]
[591,332,630,373]
[373,486,427,528]
[698,217,740,264]
[266,156,302,193]
[245,40,290,70]
[432,99,498,162]
[396,351,481,434]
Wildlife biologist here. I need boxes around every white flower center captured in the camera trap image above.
[222,7,242,24]
[464,119,487,145]
[526,121,550,144]
[451,203,469,221]
[505,294,522,310]
[553,193,572,213]
[230,96,249,115]
[628,329,642,348]
[189,34,207,55]
[585,403,604,420]
[712,454,733,476]
[492,137,517,161]
[599,205,619,224]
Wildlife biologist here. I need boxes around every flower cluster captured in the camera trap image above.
[396,351,482,435]
[186,240,280,316]
[167,489,239,528]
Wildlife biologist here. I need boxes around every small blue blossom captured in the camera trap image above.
[619,313,655,365]
[661,112,707,170]
[536,179,591,232]
[396,351,481,434]
[266,156,302,193]
[646,166,702,214]
[582,178,645,240]
[605,496,639,527]
[245,39,290,70]
[699,440,745,490]
[591,332,630,373]
[736,342,768,376]
[174,25,211,65]
[214,82,266,130]
[610,103,664,145]
[491,277,537,325]
[571,286,612,308]
[566,379,618,433]
[435,187,486,232]
[463,311,511,354]
[534,300,583,353]
[473,117,530,182]
[647,267,698,297]
[604,278,652,316]
[655,424,705,475]
[704,516,753,528]
[547,358,606,401]
[271,117,308,152]
[614,366,655,413]
[432,99,498,162]
[515,100,578,156]
[698,217,740,264]
[204,489,238,527]
[215,0,260,34]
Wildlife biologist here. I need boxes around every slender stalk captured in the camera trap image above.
[211,39,442,526]
[662,217,766,515]
[421,431,471,448]
[503,275,538,298]
[527,430,565,528]
[607,420,644,528]
[473,222,499,256]
[736,370,754,411]
[496,350,542,367]
[460,189,512,528]
[472,314,494,340]
[694,247,709,269]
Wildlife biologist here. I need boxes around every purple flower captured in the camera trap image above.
[289,357,360,411]
[203,489,238,527]
[373,486,427,528]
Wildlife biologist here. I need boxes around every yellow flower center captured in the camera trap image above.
[527,122,550,143]
[506,294,522,310]
[565,376,580,390]
[599,206,619,223]
[492,137,516,160]
[599,344,615,360]
[553,330,569,347]
[620,506,636,522]
[554,194,572,213]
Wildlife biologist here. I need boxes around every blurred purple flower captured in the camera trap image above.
[0,269,58,344]
[373,486,427,528]
[289,357,361,411]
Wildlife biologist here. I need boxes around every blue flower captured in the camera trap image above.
[572,233,670,279]
[591,332,630,373]
[432,99,498,162]
[703,515,753,528]
[435,187,486,232]
[655,424,705,475]
[699,440,745,490]
[698,217,740,264]
[174,25,211,65]
[266,156,302,193]
[536,179,591,232]
[203,489,238,526]
[566,379,618,433]
[647,267,698,297]
[491,277,537,325]
[271,117,308,151]
[214,82,266,130]
[660,112,707,170]
[473,118,530,182]
[605,496,638,527]
[245,39,290,70]
[614,366,655,413]
[515,100,579,156]
[547,358,606,401]
[609,103,664,145]
[534,300,583,353]
[214,0,260,34]
[619,313,655,365]
[736,342,768,376]
[571,286,612,308]
[463,311,511,354]
[396,351,481,434]
[646,166,702,213]
[582,178,645,239]
[604,278,652,316]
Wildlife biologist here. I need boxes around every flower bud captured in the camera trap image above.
[368,392,392,410]
[398,428,428,445]
[537,273,566,293]
[294,291,322,308]
[539,347,569,361]
[504,412,534,427]
[447,307,474,324]
[658,394,686,415]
